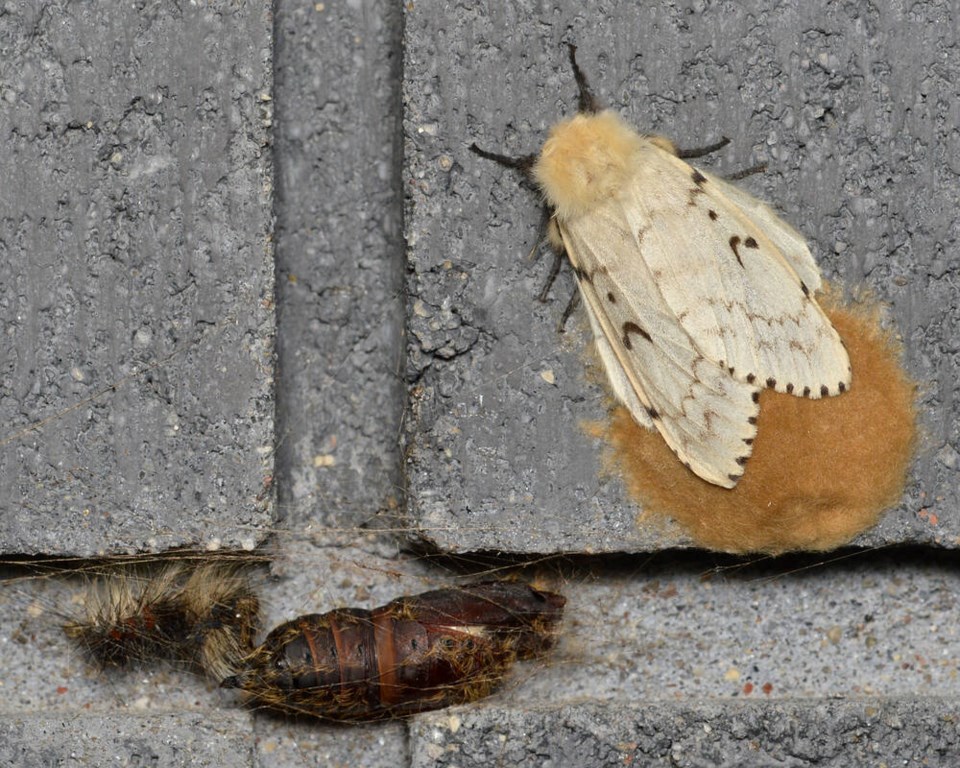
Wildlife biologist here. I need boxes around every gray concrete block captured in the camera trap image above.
[0,1,415,764]
[410,698,960,768]
[0,712,254,768]
[403,2,959,552]
[253,708,409,768]
[0,1,274,555]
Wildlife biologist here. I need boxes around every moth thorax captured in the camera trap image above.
[533,110,641,221]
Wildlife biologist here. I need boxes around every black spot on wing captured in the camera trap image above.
[735,456,749,466]
[751,392,760,403]
[820,384,829,397]
[728,473,742,483]
[746,373,756,384]
[765,377,776,389]
[646,407,660,420]
[743,437,754,445]
[802,386,811,397]
[686,173,707,205]
[800,281,810,297]
[838,381,847,393]
[729,236,744,267]
[708,209,718,220]
[786,383,794,394]
[744,236,759,248]
[748,416,757,425]
[622,322,652,349]
[606,291,616,303]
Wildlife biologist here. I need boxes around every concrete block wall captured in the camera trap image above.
[1,1,958,766]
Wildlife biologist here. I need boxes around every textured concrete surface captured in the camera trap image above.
[411,698,960,768]
[272,0,405,536]
[403,1,959,553]
[1,1,959,767]
[0,1,275,556]
[0,712,255,767]
[4,546,960,765]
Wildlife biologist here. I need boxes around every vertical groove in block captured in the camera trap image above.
[272,0,406,537]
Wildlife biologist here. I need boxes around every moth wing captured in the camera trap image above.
[698,170,822,293]
[583,303,653,430]
[618,144,850,398]
[559,209,760,488]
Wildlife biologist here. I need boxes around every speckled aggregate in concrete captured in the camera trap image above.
[410,698,960,768]
[0,713,255,767]
[0,1,275,556]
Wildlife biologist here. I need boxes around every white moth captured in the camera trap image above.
[474,47,851,488]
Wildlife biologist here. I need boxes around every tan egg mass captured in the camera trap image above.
[605,294,917,554]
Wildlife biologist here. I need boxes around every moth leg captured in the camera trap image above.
[725,163,767,181]
[539,249,564,303]
[647,135,679,155]
[566,44,601,114]
[537,217,566,302]
[472,144,569,309]
[537,217,578,329]
[676,136,731,158]
[545,216,564,252]
[675,138,766,180]
[527,206,552,261]
[557,288,581,333]
[675,138,766,179]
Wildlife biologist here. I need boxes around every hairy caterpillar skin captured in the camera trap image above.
[221,580,566,721]
[472,46,851,489]
[63,562,260,680]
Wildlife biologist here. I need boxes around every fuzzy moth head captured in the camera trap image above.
[533,110,642,222]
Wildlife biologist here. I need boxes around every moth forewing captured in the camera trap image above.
[476,47,852,488]
[698,170,823,293]
[544,119,850,486]
[634,149,852,398]
[559,219,759,488]
[582,306,655,430]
